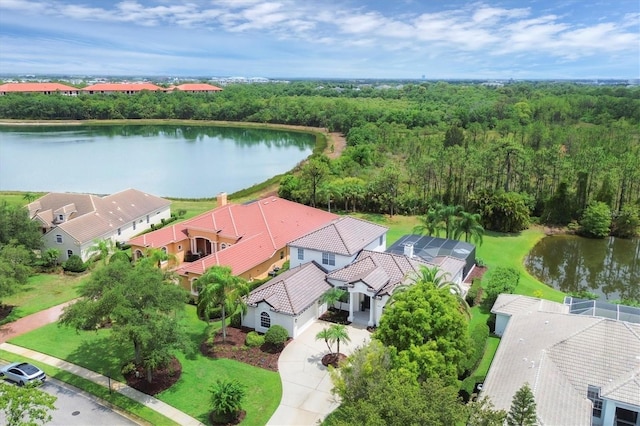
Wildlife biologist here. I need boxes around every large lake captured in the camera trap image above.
[0,125,315,198]
[525,235,640,302]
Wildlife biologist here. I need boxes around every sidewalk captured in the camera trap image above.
[0,342,204,426]
[0,301,75,343]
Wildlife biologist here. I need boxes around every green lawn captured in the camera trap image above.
[473,336,500,379]
[1,273,84,324]
[0,192,45,207]
[8,305,282,426]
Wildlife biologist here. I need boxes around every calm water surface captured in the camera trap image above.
[525,235,640,301]
[0,125,315,198]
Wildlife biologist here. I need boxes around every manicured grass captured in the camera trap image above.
[351,213,420,247]
[476,228,565,302]
[1,272,84,323]
[0,350,177,426]
[0,192,45,207]
[8,305,282,426]
[166,198,219,220]
[473,336,500,379]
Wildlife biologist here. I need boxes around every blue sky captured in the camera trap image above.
[0,0,638,79]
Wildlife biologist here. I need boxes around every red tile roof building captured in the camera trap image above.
[129,195,338,294]
[82,83,163,94]
[171,83,223,93]
[0,82,79,96]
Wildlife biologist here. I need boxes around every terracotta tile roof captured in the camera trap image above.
[327,250,428,296]
[288,216,388,256]
[82,83,163,92]
[482,297,640,425]
[173,83,222,92]
[29,189,170,244]
[131,197,338,276]
[0,82,79,93]
[246,262,330,316]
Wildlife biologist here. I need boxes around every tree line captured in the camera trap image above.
[1,81,638,234]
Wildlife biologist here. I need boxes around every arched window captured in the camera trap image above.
[134,249,143,260]
[260,312,271,328]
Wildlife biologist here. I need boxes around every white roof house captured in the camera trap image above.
[28,189,170,262]
[242,216,468,335]
[482,294,640,426]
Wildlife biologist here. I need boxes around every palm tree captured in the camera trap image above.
[454,211,484,246]
[196,266,249,342]
[22,192,37,203]
[405,266,470,318]
[328,324,350,355]
[320,287,347,311]
[141,247,177,269]
[315,328,334,354]
[413,204,444,237]
[87,239,115,265]
[438,204,464,239]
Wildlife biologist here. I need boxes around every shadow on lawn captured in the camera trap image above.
[67,335,133,379]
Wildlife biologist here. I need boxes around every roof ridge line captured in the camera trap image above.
[333,219,352,254]
[258,200,277,249]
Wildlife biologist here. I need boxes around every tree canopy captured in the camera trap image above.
[59,259,190,382]
[0,382,57,426]
[375,280,470,384]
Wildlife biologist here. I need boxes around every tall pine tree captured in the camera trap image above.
[507,383,537,426]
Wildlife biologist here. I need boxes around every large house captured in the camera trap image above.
[482,295,640,426]
[0,82,79,96]
[169,83,223,93]
[82,83,163,95]
[242,216,468,337]
[128,194,338,294]
[28,189,170,262]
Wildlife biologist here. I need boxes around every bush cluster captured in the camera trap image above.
[484,267,520,306]
[63,254,87,273]
[463,323,490,374]
[264,325,289,346]
[245,331,265,348]
[465,278,483,307]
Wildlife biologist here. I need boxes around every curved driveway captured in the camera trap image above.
[267,321,371,426]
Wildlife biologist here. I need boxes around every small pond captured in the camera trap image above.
[525,235,640,301]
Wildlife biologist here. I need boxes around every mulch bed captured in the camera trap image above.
[200,326,289,372]
[464,265,488,284]
[321,353,347,368]
[319,308,350,325]
[210,410,246,426]
[123,357,182,395]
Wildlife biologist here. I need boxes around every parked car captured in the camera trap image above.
[0,362,46,386]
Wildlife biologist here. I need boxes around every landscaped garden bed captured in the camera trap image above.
[319,308,350,325]
[200,326,289,372]
[123,357,182,395]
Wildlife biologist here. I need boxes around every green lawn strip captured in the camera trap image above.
[0,350,178,426]
[0,192,46,207]
[472,336,500,380]
[9,305,282,425]
[1,273,84,324]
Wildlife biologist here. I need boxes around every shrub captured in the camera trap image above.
[484,267,519,306]
[579,201,611,238]
[611,206,640,238]
[466,278,483,307]
[567,290,598,300]
[210,379,246,423]
[245,331,265,348]
[63,254,87,273]
[264,325,289,346]
[463,323,490,374]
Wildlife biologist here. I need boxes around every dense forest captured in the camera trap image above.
[1,81,639,233]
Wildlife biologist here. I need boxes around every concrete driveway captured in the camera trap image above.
[267,320,371,426]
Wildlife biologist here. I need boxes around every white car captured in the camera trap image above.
[0,362,46,386]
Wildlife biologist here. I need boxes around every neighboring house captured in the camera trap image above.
[82,83,163,94]
[288,216,388,271]
[28,189,171,262]
[244,261,330,338]
[482,294,640,426]
[128,194,338,295]
[242,217,468,335]
[387,234,476,282]
[0,82,79,96]
[170,83,223,93]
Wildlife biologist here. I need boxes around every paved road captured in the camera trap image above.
[0,377,139,426]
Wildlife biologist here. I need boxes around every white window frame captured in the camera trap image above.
[260,311,271,328]
[56,234,63,244]
[322,252,335,266]
[587,385,603,418]
[297,248,304,260]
